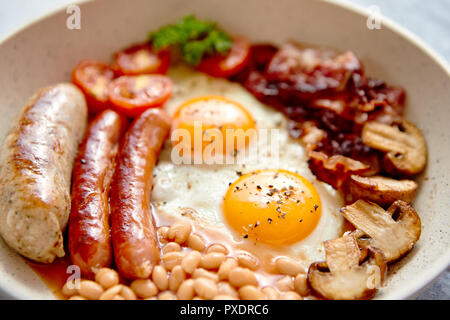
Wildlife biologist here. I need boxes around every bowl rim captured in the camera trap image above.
[0,0,448,300]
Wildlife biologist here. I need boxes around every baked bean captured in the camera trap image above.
[152,265,169,291]
[158,226,170,240]
[161,251,185,271]
[218,258,238,280]
[169,265,186,291]
[238,285,265,300]
[261,286,280,300]
[275,257,304,276]
[201,252,226,269]
[237,253,259,270]
[192,297,203,300]
[281,291,303,300]
[131,279,158,299]
[213,295,237,300]
[187,234,205,252]
[95,268,120,289]
[78,280,104,300]
[162,242,181,254]
[158,291,177,300]
[120,285,137,300]
[194,278,218,300]
[192,268,218,282]
[177,279,195,300]
[274,276,294,292]
[294,273,309,296]
[62,281,77,296]
[168,221,191,244]
[228,267,258,287]
[181,250,202,274]
[99,284,124,300]
[217,281,239,298]
[206,244,229,255]
[112,295,125,300]
[68,295,86,300]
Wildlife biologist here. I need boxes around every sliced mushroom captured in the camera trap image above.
[361,120,427,175]
[308,234,386,300]
[348,175,418,206]
[340,200,421,262]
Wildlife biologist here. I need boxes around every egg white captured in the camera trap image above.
[151,65,345,269]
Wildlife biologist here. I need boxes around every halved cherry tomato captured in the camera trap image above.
[107,75,172,118]
[197,36,251,78]
[113,43,170,76]
[71,60,115,114]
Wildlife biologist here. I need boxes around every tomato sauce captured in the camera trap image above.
[26,255,71,299]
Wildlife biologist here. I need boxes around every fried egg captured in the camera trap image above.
[151,65,345,272]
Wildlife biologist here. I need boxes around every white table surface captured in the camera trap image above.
[0,0,448,300]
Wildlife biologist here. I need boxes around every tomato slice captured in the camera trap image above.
[107,75,172,117]
[71,60,115,114]
[197,36,251,78]
[113,43,170,76]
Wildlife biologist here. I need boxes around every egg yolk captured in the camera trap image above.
[171,95,256,160]
[223,169,322,245]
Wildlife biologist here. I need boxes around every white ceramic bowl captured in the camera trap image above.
[0,0,449,300]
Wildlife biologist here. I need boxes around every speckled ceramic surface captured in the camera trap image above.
[0,0,448,300]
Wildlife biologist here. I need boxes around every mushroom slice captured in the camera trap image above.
[361,120,427,175]
[348,175,418,206]
[308,234,386,300]
[340,200,421,262]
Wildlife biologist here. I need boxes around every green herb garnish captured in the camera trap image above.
[149,15,232,65]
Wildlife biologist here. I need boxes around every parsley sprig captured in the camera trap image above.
[149,15,232,65]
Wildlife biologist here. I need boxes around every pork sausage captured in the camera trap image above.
[0,83,88,263]
[68,109,128,277]
[110,108,170,279]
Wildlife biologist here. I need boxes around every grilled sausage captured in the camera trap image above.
[0,83,87,263]
[68,109,128,277]
[110,108,170,279]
